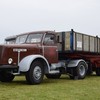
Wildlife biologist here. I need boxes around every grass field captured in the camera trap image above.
[0,74,100,100]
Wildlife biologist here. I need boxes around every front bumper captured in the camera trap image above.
[0,65,18,69]
[0,65,19,74]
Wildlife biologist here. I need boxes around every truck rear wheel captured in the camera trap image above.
[76,61,87,79]
[25,61,44,84]
[69,61,87,79]
[0,71,15,82]
[46,73,61,79]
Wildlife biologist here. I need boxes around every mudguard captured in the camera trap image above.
[18,55,49,72]
[67,59,88,69]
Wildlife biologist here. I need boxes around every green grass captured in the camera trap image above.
[0,74,100,100]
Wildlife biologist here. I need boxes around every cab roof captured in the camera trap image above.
[17,31,55,36]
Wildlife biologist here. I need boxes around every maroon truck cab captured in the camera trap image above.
[0,31,60,84]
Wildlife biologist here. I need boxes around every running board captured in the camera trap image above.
[12,72,20,75]
[49,70,60,74]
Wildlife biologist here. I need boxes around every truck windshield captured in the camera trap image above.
[26,33,43,43]
[16,35,28,44]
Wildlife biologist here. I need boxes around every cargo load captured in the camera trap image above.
[56,29,100,53]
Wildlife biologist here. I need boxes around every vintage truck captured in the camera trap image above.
[0,29,100,84]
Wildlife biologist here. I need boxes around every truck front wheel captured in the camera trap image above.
[0,71,15,82]
[25,61,44,84]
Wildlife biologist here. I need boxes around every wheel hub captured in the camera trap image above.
[33,66,42,80]
[79,65,85,76]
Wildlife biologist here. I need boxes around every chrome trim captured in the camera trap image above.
[13,48,27,64]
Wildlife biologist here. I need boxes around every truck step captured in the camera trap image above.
[12,73,20,75]
[49,70,60,74]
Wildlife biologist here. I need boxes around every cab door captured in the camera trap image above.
[43,33,58,63]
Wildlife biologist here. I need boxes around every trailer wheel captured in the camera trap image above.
[76,61,87,79]
[25,61,44,84]
[0,71,15,82]
[96,68,100,76]
[46,73,61,79]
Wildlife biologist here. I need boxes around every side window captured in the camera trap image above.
[44,34,55,45]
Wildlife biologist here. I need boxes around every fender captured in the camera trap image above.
[18,55,50,72]
[67,59,88,69]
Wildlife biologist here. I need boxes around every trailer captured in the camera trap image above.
[57,29,100,76]
[0,29,100,84]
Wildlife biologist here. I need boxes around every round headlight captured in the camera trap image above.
[8,58,13,64]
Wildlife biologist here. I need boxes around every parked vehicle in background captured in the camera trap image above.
[0,29,100,84]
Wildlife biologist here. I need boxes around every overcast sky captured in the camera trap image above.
[0,0,100,43]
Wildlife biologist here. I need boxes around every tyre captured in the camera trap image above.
[46,73,61,79]
[76,61,87,79]
[25,61,44,84]
[0,71,15,82]
[96,68,100,76]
